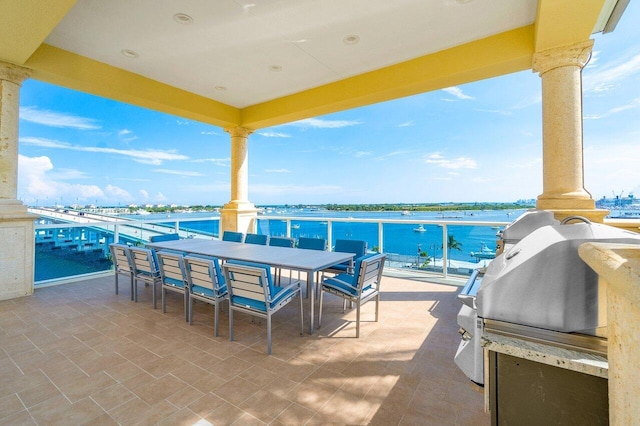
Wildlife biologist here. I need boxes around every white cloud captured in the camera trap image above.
[192,157,230,166]
[259,131,291,138]
[442,86,474,100]
[118,128,138,142]
[354,151,372,158]
[19,106,101,130]
[264,169,291,173]
[424,152,477,169]
[104,184,134,202]
[476,109,512,116]
[20,137,188,165]
[18,155,106,203]
[154,192,168,202]
[375,149,416,160]
[118,129,132,136]
[176,120,190,125]
[153,169,205,177]
[584,97,640,120]
[290,118,362,128]
[49,168,90,180]
[201,131,217,135]
[584,52,640,93]
[398,121,414,127]
[139,189,149,201]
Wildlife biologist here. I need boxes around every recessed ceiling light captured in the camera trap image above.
[269,65,283,72]
[121,49,139,58]
[343,34,360,45]
[214,86,227,91]
[173,13,193,24]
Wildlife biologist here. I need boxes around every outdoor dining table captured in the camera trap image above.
[146,238,354,334]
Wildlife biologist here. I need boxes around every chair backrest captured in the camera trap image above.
[334,239,367,258]
[128,247,159,275]
[109,243,133,273]
[223,261,275,308]
[298,237,326,251]
[244,233,268,245]
[222,231,244,242]
[269,236,295,248]
[183,255,225,295]
[354,253,386,292]
[156,251,185,285]
[149,233,180,243]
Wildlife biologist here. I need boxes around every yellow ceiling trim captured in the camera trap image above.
[0,0,77,65]
[534,0,607,52]
[25,44,241,128]
[240,25,535,130]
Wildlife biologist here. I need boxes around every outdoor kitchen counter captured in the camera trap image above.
[481,331,608,379]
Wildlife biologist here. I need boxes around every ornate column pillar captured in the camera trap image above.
[532,40,608,222]
[0,61,36,300]
[219,126,258,235]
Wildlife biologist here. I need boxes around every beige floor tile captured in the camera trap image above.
[0,393,26,422]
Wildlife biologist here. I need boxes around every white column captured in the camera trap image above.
[532,40,607,222]
[0,61,36,300]
[219,126,258,235]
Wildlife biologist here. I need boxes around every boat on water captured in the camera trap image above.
[470,242,496,261]
[413,224,426,232]
[291,224,301,229]
[401,210,411,216]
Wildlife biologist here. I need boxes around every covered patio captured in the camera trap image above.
[0,273,485,425]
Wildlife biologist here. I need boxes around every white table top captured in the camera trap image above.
[147,238,354,272]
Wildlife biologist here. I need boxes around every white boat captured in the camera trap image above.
[470,242,496,260]
[413,225,426,232]
[291,224,300,229]
[401,210,411,216]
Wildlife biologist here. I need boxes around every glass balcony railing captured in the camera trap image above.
[34,214,509,285]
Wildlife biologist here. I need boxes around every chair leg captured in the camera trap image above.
[229,307,234,342]
[133,279,138,302]
[129,275,134,301]
[375,293,380,322]
[189,295,194,325]
[115,273,119,295]
[152,282,157,309]
[267,314,272,355]
[342,299,347,313]
[356,300,361,338]
[161,286,166,313]
[214,299,219,337]
[299,290,304,336]
[318,289,324,328]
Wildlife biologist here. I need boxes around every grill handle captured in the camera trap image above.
[560,215,591,225]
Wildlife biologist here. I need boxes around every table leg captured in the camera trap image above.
[307,269,315,334]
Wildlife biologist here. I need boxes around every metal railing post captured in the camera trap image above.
[442,224,448,279]
[378,222,384,253]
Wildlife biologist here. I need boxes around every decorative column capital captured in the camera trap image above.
[0,61,31,85]
[532,39,594,76]
[224,126,253,139]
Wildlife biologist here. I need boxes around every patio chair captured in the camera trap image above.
[244,233,268,245]
[109,243,134,300]
[156,251,188,321]
[183,255,228,337]
[222,231,244,242]
[222,260,303,354]
[269,237,296,284]
[323,239,367,275]
[149,233,180,243]
[297,237,327,251]
[318,253,386,338]
[129,246,163,309]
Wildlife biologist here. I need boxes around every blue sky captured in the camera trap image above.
[18,3,640,207]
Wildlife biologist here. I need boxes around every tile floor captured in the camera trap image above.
[0,272,488,425]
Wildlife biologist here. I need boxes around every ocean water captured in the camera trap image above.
[34,208,523,282]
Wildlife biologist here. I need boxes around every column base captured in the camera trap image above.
[220,201,259,236]
[538,208,610,224]
[0,200,37,300]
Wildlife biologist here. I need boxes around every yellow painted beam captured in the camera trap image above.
[241,26,535,130]
[25,44,240,128]
[0,0,77,65]
[534,0,607,52]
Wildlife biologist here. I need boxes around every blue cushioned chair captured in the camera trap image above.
[109,243,134,300]
[149,233,180,243]
[223,260,303,354]
[269,237,295,248]
[319,253,386,338]
[244,233,268,245]
[323,239,367,275]
[222,231,244,242]
[156,251,188,321]
[129,246,163,308]
[183,255,228,337]
[297,237,326,251]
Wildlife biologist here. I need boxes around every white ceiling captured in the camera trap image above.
[45,0,538,108]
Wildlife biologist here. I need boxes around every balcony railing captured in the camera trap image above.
[33,213,510,285]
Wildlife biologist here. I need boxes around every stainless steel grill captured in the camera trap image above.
[454,211,640,385]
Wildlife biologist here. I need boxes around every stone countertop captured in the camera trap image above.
[482,331,608,379]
